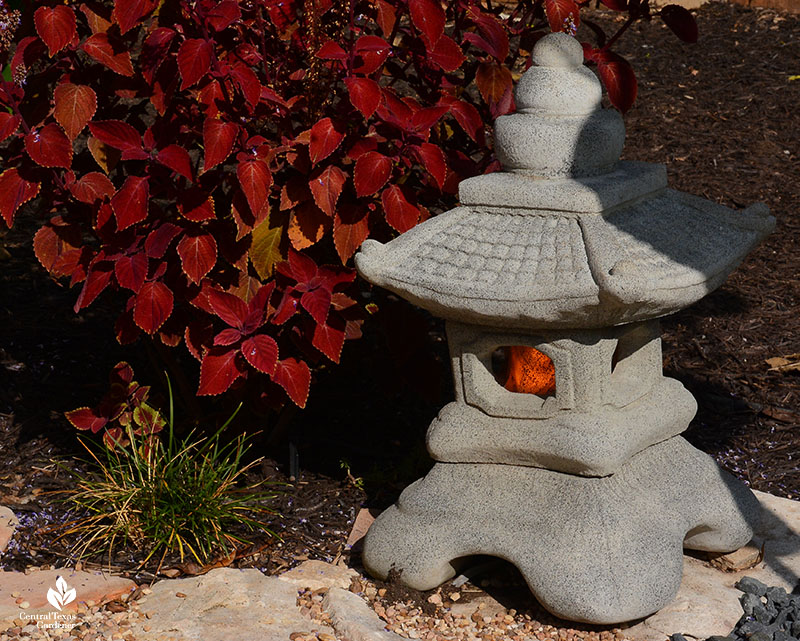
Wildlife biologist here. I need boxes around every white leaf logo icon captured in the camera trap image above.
[46,576,76,611]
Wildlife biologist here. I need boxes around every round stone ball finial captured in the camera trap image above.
[531,32,585,69]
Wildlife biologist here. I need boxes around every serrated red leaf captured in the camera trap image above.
[25,124,72,169]
[145,223,182,258]
[33,219,80,273]
[313,317,346,363]
[115,252,148,292]
[414,143,447,189]
[590,49,638,113]
[309,118,344,165]
[544,0,580,34]
[141,27,176,84]
[81,33,134,76]
[273,358,311,408]
[410,105,448,132]
[316,40,347,60]
[466,8,509,61]
[409,0,445,46]
[157,145,194,181]
[382,185,419,233]
[353,35,391,74]
[134,280,173,334]
[345,77,381,119]
[475,62,513,104]
[237,159,272,217]
[0,169,40,228]
[111,176,149,231]
[309,165,346,216]
[113,0,159,34]
[334,206,370,264]
[449,100,485,144]
[203,117,238,172]
[80,4,112,34]
[241,334,279,375]
[177,233,218,284]
[178,188,216,222]
[198,347,244,395]
[89,120,143,154]
[178,38,213,90]
[54,84,97,141]
[34,6,76,57]
[208,289,249,330]
[430,35,465,72]
[661,5,698,43]
[354,152,392,197]
[300,288,332,325]
[70,172,115,203]
[65,407,108,432]
[214,328,243,346]
[231,62,261,107]
[207,0,241,30]
[376,0,396,37]
[0,113,20,143]
[74,263,113,311]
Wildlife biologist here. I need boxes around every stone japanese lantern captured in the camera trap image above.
[355,33,775,624]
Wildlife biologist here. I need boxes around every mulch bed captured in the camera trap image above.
[0,0,798,604]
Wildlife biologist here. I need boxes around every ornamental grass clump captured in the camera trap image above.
[60,380,278,570]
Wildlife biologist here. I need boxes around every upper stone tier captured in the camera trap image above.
[355,34,775,330]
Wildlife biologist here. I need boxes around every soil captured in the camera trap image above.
[0,0,799,624]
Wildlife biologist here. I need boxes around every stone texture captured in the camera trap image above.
[323,587,406,641]
[0,569,136,622]
[279,560,359,591]
[626,490,800,641]
[363,437,760,624]
[0,506,18,554]
[130,568,333,641]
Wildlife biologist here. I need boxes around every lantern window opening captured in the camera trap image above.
[491,345,556,399]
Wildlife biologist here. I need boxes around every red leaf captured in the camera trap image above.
[309,165,346,216]
[34,6,76,57]
[231,63,261,108]
[202,117,238,172]
[475,62,513,104]
[661,5,698,43]
[0,113,20,143]
[544,0,580,34]
[0,169,40,227]
[111,176,149,231]
[313,317,346,363]
[214,328,242,346]
[600,0,627,9]
[382,185,419,233]
[288,202,330,250]
[33,218,80,273]
[134,281,174,334]
[413,143,447,189]
[74,263,113,311]
[334,206,370,263]
[353,35,391,74]
[65,407,108,432]
[273,358,311,408]
[81,33,134,76]
[25,124,72,169]
[178,188,216,222]
[309,118,344,165]
[300,288,332,325]
[590,49,637,113]
[377,88,414,129]
[141,27,176,84]
[410,105,449,132]
[53,84,96,141]
[376,0,396,37]
[345,77,381,119]
[177,233,218,284]
[283,248,319,283]
[178,39,214,90]
[237,159,272,217]
[316,40,347,60]
[198,347,244,395]
[430,35,465,72]
[449,100,485,144]
[115,252,148,292]
[409,0,445,46]
[145,223,181,258]
[207,0,241,30]
[208,289,249,329]
[113,0,159,34]
[241,334,279,375]
[466,8,509,61]
[354,152,392,197]
[89,120,143,154]
[70,172,115,203]
[157,145,194,181]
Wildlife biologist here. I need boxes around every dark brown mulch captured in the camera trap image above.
[0,0,798,582]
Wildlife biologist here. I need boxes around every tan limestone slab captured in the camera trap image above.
[0,569,137,622]
[0,507,18,554]
[626,490,800,641]
[278,559,359,591]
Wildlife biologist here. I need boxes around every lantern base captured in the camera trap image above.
[362,436,761,624]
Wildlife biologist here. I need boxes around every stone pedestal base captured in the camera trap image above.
[362,437,761,624]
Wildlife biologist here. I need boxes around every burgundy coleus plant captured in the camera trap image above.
[0,0,695,441]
